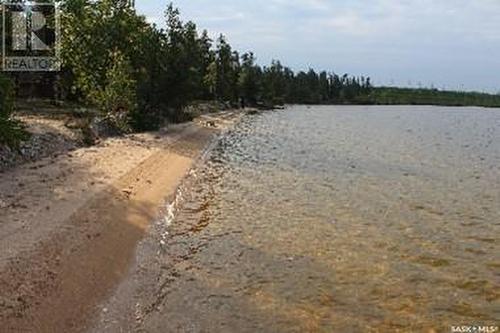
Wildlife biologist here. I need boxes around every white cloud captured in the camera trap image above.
[136,0,500,92]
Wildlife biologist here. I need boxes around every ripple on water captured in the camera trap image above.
[153,106,500,332]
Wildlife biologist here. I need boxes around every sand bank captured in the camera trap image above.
[0,110,242,332]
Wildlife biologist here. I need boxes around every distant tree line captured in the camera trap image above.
[371,87,500,108]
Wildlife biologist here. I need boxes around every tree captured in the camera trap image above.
[214,35,239,102]
[35,1,377,133]
[238,52,262,105]
[95,50,136,131]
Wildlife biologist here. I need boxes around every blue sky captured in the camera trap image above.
[135,0,500,93]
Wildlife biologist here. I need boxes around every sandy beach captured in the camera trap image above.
[0,110,241,332]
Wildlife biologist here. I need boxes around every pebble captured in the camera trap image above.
[0,119,83,173]
[0,199,8,209]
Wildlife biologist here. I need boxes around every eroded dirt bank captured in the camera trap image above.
[0,111,241,332]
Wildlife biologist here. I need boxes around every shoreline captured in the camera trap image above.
[90,123,233,332]
[0,110,244,332]
[96,105,500,332]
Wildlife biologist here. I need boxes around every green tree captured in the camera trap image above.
[214,35,239,102]
[95,50,136,131]
[238,52,262,105]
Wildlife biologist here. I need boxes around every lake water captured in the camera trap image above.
[150,105,500,332]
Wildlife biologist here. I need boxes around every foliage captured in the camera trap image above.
[0,74,14,115]
[94,50,136,132]
[213,35,240,102]
[0,74,29,147]
[370,87,500,108]
[1,0,372,128]
[238,52,262,105]
[10,0,498,143]
[57,0,374,116]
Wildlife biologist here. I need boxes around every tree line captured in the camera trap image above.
[371,87,500,108]
[2,0,500,147]
[1,0,372,136]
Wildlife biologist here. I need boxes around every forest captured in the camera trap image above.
[371,87,500,108]
[1,0,500,147]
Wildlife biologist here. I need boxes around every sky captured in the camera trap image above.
[135,0,500,93]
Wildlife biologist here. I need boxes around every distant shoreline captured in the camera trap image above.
[271,87,500,108]
[366,87,500,108]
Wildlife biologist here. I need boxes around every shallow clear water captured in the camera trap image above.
[154,105,500,332]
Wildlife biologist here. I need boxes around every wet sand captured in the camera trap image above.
[0,111,241,332]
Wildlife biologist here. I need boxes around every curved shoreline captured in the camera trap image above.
[90,122,236,332]
[0,110,243,332]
